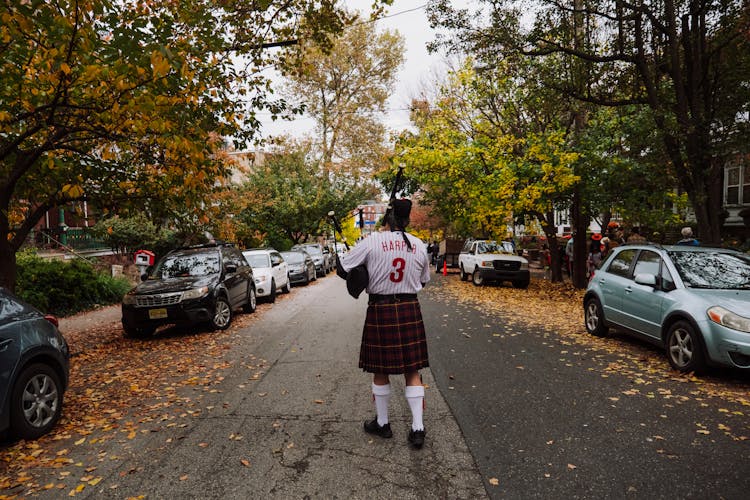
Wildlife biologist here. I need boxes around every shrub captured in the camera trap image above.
[16,250,131,316]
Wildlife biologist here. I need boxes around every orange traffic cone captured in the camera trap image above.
[442,259,447,276]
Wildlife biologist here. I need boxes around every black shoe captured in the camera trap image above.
[408,429,426,449]
[364,418,393,438]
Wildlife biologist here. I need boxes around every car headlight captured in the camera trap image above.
[479,260,494,267]
[182,286,209,301]
[520,261,529,270]
[708,306,750,333]
[255,276,268,285]
[123,293,136,305]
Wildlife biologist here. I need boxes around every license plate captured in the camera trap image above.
[148,308,168,319]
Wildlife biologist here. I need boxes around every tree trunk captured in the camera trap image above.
[539,210,563,282]
[0,240,17,293]
[571,189,590,289]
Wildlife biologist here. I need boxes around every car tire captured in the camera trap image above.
[460,265,468,281]
[666,320,706,373]
[122,322,155,338]
[283,278,291,294]
[243,286,257,313]
[584,297,609,337]
[10,363,63,440]
[513,280,529,289]
[211,296,232,330]
[268,280,277,303]
[472,267,484,286]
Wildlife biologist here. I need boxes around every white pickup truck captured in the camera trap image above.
[458,239,530,288]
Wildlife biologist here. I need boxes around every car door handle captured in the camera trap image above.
[0,338,12,353]
[624,286,633,293]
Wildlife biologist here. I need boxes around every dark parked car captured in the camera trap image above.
[584,244,750,373]
[122,243,256,337]
[291,243,330,276]
[0,287,70,440]
[281,250,316,286]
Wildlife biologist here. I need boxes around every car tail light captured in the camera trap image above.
[44,314,59,327]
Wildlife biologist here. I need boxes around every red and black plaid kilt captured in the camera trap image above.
[359,298,429,374]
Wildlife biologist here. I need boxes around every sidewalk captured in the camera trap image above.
[58,303,122,334]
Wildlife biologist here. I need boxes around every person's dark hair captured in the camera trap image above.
[386,199,413,250]
[385,211,410,231]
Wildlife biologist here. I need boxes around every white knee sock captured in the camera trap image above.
[372,383,391,426]
[405,385,425,431]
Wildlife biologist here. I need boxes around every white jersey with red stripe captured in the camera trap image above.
[341,231,431,295]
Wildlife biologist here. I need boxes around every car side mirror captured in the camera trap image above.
[634,273,657,287]
[225,263,238,274]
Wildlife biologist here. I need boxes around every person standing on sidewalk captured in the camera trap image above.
[336,198,431,449]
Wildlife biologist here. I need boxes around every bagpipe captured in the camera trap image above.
[329,166,405,299]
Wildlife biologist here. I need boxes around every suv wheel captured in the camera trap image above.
[584,298,609,337]
[512,280,529,289]
[666,320,706,373]
[460,266,468,281]
[243,286,257,313]
[211,296,232,330]
[10,363,63,440]
[472,268,485,286]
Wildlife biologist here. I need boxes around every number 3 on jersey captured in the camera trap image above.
[390,257,405,283]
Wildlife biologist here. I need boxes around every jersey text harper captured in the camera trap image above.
[380,240,417,253]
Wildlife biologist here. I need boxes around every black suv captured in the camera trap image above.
[121,243,256,337]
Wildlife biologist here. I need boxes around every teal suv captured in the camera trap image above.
[584,244,750,373]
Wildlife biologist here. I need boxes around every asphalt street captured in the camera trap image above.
[421,274,750,499]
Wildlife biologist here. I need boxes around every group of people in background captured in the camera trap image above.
[570,224,700,279]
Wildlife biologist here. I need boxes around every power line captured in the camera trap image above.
[350,3,428,27]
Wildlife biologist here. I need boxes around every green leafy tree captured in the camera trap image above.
[0,0,392,292]
[238,141,375,248]
[397,61,581,281]
[428,0,750,245]
[281,13,405,177]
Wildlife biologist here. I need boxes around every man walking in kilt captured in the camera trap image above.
[337,198,431,449]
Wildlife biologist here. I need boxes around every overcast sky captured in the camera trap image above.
[257,1,474,141]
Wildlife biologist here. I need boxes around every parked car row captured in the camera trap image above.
[121,242,332,339]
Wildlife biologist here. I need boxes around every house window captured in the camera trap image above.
[724,164,750,206]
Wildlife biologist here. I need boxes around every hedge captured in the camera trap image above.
[15,250,132,316]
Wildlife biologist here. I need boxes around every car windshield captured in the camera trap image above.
[282,252,303,264]
[244,253,271,268]
[668,250,750,289]
[476,241,513,254]
[153,251,220,278]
